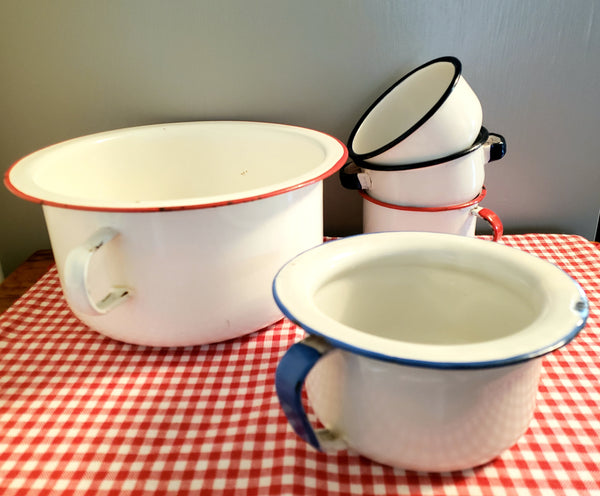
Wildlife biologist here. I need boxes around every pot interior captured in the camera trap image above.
[351,60,457,155]
[6,121,346,211]
[273,233,588,367]
[314,255,540,346]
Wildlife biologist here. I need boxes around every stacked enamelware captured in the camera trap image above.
[340,56,506,240]
[4,55,591,474]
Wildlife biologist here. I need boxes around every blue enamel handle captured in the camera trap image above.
[275,336,333,451]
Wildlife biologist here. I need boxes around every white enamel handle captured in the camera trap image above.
[63,227,132,315]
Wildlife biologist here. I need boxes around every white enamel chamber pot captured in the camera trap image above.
[340,127,506,207]
[361,187,504,241]
[274,233,589,472]
[347,56,483,166]
[5,121,347,347]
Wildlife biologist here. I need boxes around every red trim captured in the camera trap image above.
[4,126,348,213]
[359,186,487,212]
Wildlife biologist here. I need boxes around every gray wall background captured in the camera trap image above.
[1,0,599,277]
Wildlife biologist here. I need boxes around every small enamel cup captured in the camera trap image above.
[340,127,506,207]
[274,233,588,472]
[361,187,503,241]
[347,56,483,165]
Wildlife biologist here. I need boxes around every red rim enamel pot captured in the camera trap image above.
[341,127,506,207]
[273,232,589,471]
[5,121,347,346]
[361,186,503,241]
[347,56,483,166]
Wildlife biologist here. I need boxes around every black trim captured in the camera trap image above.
[347,56,462,161]
[352,127,490,171]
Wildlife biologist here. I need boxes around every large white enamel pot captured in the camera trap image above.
[274,232,588,472]
[5,121,347,347]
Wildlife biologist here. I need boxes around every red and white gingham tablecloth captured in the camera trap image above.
[0,234,599,495]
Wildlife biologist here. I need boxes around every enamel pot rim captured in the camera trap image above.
[352,126,490,171]
[347,56,462,162]
[359,186,488,212]
[4,120,348,213]
[272,232,589,370]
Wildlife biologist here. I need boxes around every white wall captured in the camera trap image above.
[1,0,599,275]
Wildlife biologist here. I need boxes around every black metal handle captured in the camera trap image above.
[338,161,364,190]
[487,133,506,162]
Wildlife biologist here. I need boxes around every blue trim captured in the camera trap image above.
[272,247,590,370]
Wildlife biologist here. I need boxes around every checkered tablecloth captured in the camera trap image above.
[0,234,598,495]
